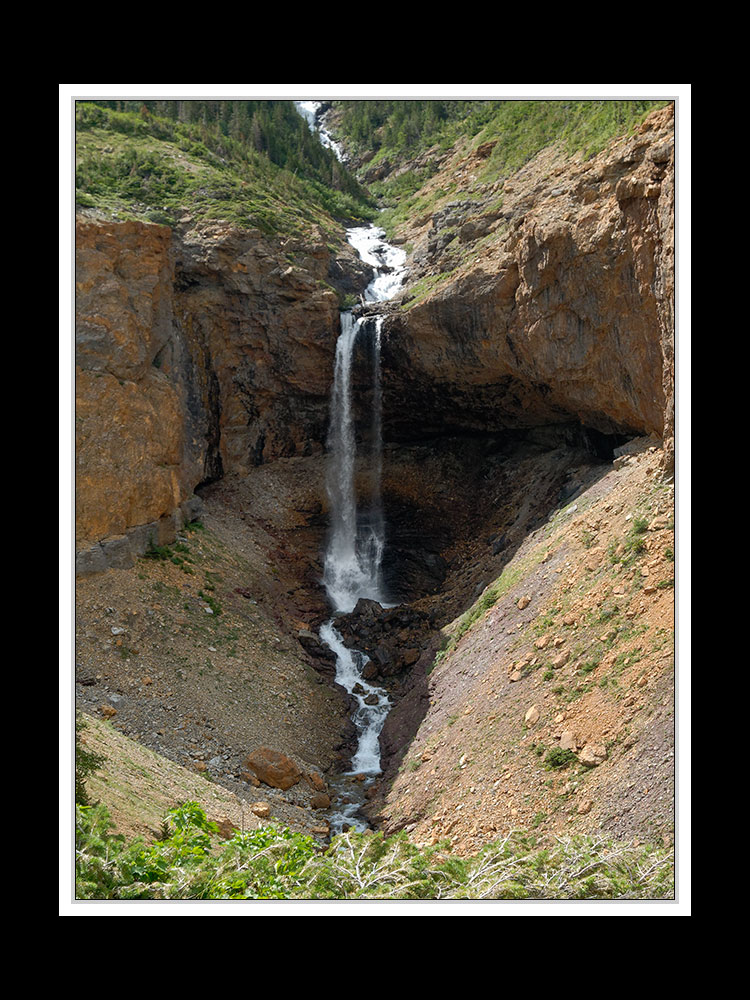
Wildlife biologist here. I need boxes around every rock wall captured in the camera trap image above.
[76,221,187,560]
[75,218,366,573]
[381,106,675,467]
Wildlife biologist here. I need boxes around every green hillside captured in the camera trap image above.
[334,98,669,174]
[74,100,375,235]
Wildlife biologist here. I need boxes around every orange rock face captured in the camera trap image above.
[75,221,183,548]
[244,747,302,790]
[74,218,347,555]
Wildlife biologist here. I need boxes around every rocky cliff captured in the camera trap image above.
[378,105,675,469]
[75,219,369,571]
[76,106,674,572]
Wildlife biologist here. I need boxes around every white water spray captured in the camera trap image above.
[323,311,386,613]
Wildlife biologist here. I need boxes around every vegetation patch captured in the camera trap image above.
[447,548,546,651]
[544,747,578,770]
[75,101,375,235]
[75,800,674,900]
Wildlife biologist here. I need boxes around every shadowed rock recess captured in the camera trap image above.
[75,103,676,861]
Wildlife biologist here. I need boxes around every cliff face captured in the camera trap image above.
[380,106,675,467]
[75,106,674,573]
[76,222,185,551]
[75,219,368,569]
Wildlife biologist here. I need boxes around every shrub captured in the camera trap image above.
[74,801,674,900]
[544,747,578,769]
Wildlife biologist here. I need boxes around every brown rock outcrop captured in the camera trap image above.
[75,221,186,550]
[74,218,361,568]
[74,106,676,576]
[382,106,675,466]
[171,223,341,475]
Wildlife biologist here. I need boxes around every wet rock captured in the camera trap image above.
[306,772,327,792]
[362,661,379,680]
[297,630,337,671]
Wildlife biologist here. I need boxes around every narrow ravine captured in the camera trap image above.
[295,99,408,832]
[295,100,347,162]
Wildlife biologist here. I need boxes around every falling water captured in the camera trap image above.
[292,99,408,831]
[323,312,386,613]
[321,228,406,833]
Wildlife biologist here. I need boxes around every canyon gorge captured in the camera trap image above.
[71,97,679,901]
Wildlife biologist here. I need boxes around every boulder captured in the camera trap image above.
[578,743,608,767]
[244,747,302,790]
[560,730,577,751]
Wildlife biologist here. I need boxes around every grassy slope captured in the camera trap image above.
[77,712,264,844]
[74,102,375,237]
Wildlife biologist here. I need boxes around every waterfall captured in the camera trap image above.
[323,312,386,614]
[292,100,407,831]
[294,100,347,162]
[321,228,406,833]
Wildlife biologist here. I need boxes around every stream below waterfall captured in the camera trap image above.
[295,100,408,833]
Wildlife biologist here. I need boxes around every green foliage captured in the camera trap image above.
[198,589,222,616]
[441,550,546,656]
[75,716,106,805]
[598,603,620,622]
[544,747,578,769]
[336,99,485,162]
[608,515,651,568]
[335,99,668,182]
[74,100,375,234]
[75,800,319,900]
[75,801,673,900]
[333,99,669,240]
[143,537,173,561]
[141,536,197,576]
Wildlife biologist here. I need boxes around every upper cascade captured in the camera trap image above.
[294,100,347,163]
